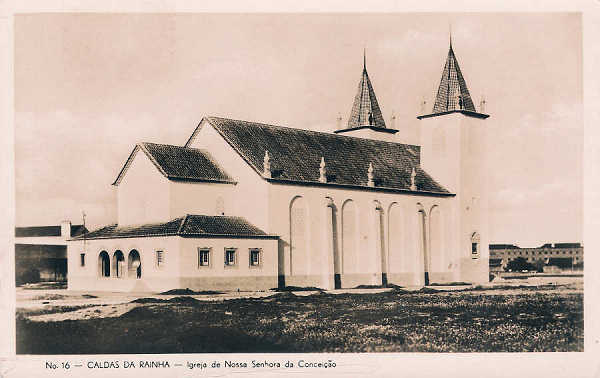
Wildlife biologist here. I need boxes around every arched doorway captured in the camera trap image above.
[128,250,142,279]
[98,251,110,278]
[113,250,125,278]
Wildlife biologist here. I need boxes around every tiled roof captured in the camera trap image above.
[15,224,88,238]
[432,43,476,113]
[113,142,235,185]
[191,116,450,195]
[345,54,386,129]
[73,215,276,240]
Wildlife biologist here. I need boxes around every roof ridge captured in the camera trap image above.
[138,142,170,178]
[205,116,420,149]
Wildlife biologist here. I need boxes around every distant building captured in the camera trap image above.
[489,243,583,272]
[15,221,88,284]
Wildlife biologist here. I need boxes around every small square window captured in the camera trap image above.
[80,253,85,267]
[249,249,260,266]
[225,249,236,266]
[156,250,164,267]
[198,248,210,267]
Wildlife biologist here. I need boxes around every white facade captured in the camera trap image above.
[68,43,491,292]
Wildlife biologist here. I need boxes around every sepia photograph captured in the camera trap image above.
[10,10,586,360]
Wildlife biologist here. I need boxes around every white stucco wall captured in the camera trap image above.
[67,236,181,292]
[67,236,278,292]
[336,128,398,143]
[169,181,236,218]
[186,120,270,232]
[266,182,455,289]
[419,112,490,283]
[178,237,278,291]
[117,150,171,226]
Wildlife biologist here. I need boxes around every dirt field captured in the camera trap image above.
[16,281,583,354]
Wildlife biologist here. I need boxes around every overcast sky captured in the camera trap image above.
[14,13,582,247]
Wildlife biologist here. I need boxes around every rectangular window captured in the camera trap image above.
[198,248,210,267]
[225,249,236,266]
[249,249,261,266]
[156,250,164,267]
[471,243,478,254]
[80,253,85,267]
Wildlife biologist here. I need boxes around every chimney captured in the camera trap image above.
[60,220,71,239]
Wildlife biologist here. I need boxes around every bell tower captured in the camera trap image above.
[335,50,398,142]
[417,38,490,283]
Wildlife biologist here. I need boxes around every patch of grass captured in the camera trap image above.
[30,294,67,301]
[354,283,404,290]
[272,286,325,292]
[159,288,223,295]
[16,305,97,319]
[16,290,583,354]
[130,296,200,304]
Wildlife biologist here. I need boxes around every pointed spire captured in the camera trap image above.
[431,39,476,113]
[345,51,386,129]
[319,157,327,183]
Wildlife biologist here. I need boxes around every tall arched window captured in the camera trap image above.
[429,206,444,272]
[128,249,142,279]
[417,204,428,285]
[98,251,110,278]
[342,200,357,274]
[290,196,308,275]
[388,203,402,272]
[113,250,125,278]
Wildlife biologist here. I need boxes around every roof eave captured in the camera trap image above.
[417,110,490,120]
[334,125,398,134]
[265,178,455,197]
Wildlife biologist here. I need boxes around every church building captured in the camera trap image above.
[68,39,490,292]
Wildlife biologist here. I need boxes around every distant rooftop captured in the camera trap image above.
[15,224,87,238]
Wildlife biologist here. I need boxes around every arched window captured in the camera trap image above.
[290,196,308,275]
[342,200,357,273]
[113,250,125,278]
[471,232,480,259]
[98,251,110,277]
[128,249,142,279]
